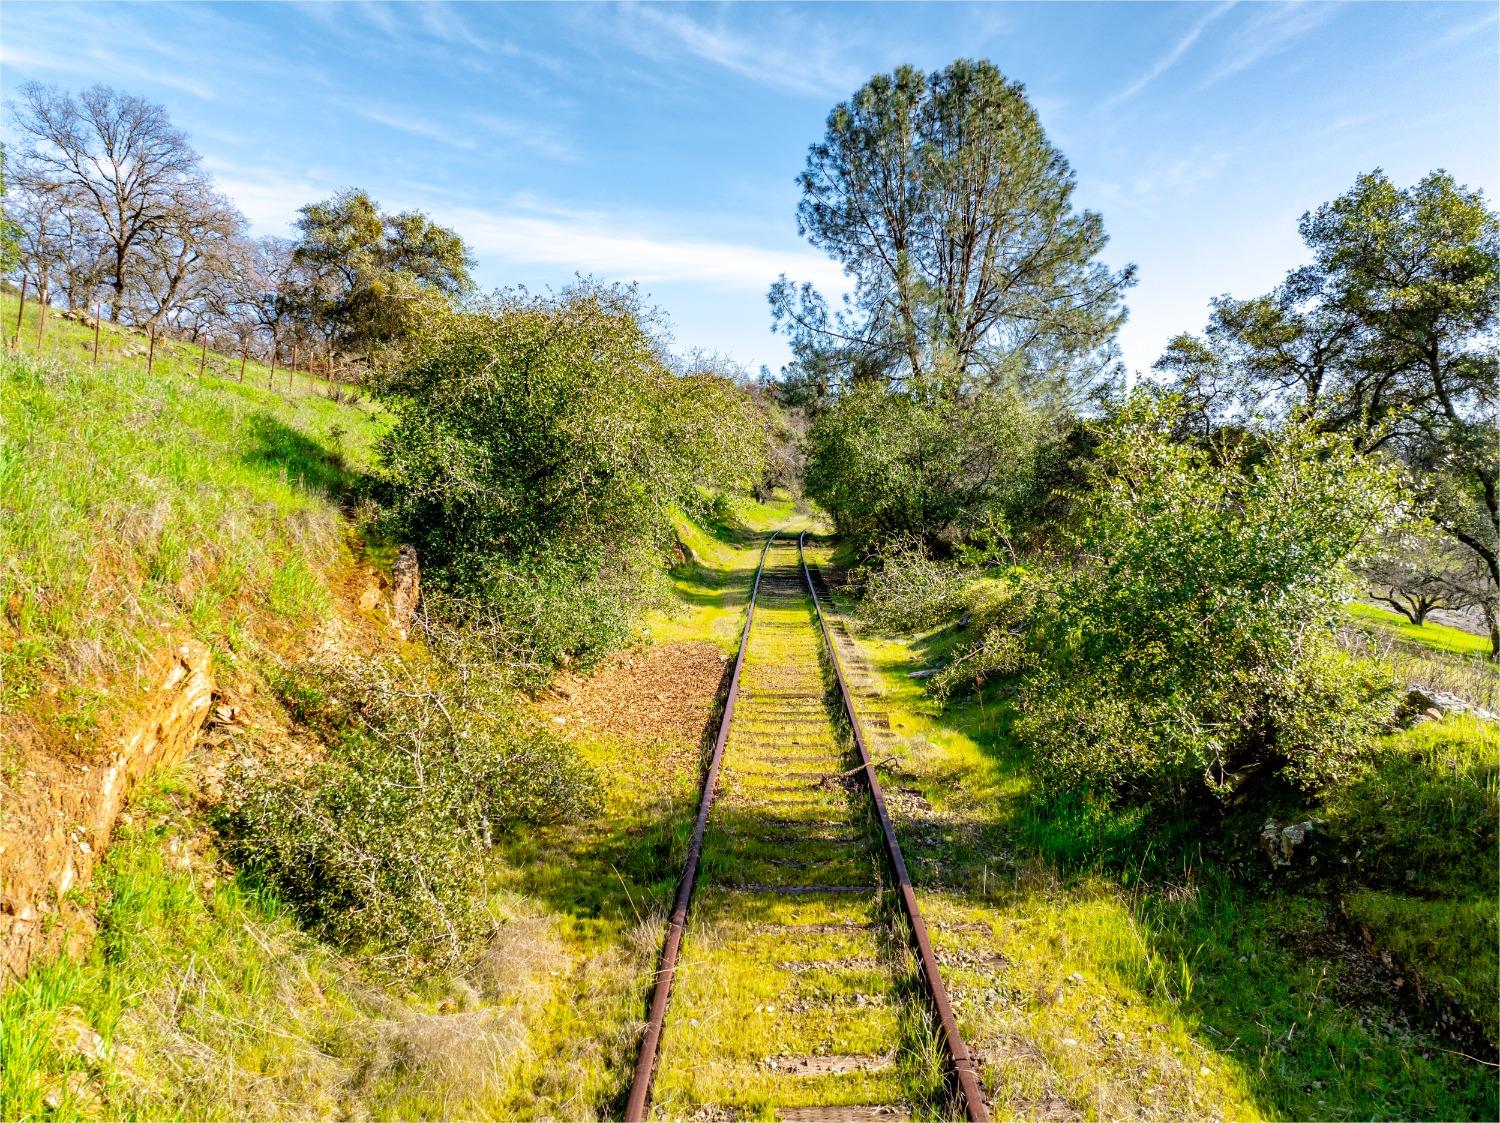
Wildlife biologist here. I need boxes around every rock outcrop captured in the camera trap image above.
[392,545,421,641]
[1400,684,1498,725]
[1,640,214,984]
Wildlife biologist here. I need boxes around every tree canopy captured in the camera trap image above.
[1156,170,1500,654]
[291,188,474,358]
[770,59,1134,405]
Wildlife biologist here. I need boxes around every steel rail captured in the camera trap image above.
[797,531,991,1123]
[624,532,776,1122]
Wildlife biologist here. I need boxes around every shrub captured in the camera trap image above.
[1014,395,1409,806]
[374,280,767,673]
[220,641,595,973]
[804,376,1042,553]
[859,537,973,633]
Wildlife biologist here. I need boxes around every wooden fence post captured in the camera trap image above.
[326,351,334,396]
[35,294,47,351]
[146,325,156,375]
[11,277,26,350]
[198,339,207,381]
[92,310,102,368]
[268,334,276,389]
[239,338,248,382]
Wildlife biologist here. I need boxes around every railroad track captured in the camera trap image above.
[626,532,988,1122]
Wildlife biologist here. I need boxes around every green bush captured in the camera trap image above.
[1014,395,1408,806]
[220,641,595,973]
[858,537,973,633]
[374,280,767,674]
[805,376,1042,553]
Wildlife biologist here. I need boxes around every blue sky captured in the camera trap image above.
[3,1,1496,377]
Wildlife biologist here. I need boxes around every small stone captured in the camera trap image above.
[1199,1066,1211,1077]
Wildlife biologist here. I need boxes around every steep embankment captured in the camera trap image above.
[1,294,391,983]
[2,305,817,1119]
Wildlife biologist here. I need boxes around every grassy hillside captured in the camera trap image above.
[1347,602,1493,658]
[1,310,804,1118]
[1,292,385,744]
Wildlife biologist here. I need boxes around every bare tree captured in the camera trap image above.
[9,82,209,323]
[1365,531,1477,625]
[128,184,244,332]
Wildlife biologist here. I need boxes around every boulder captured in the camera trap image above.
[392,545,420,641]
[1259,817,1323,869]
[1401,684,1498,725]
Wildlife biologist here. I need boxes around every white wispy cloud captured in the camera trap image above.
[352,104,480,150]
[202,159,843,295]
[438,200,848,293]
[1109,1,1238,104]
[203,159,336,234]
[1203,1,1344,86]
[0,30,223,102]
[609,2,864,97]
[472,114,578,163]
[343,103,576,162]
[416,1,492,53]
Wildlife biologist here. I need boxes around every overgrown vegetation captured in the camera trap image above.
[221,643,595,973]
[1019,398,1406,804]
[374,281,768,678]
[813,541,1498,1121]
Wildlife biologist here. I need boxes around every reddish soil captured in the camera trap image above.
[539,642,732,750]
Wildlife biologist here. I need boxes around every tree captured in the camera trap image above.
[1157,170,1499,656]
[1016,395,1409,806]
[1364,529,1478,625]
[128,183,244,331]
[770,60,1134,404]
[291,188,473,359]
[8,83,210,322]
[0,146,22,276]
[804,374,1042,553]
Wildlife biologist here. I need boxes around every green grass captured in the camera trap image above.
[1348,601,1493,657]
[644,491,821,651]
[814,552,1498,1121]
[0,773,382,1120]
[1320,717,1499,1043]
[1343,890,1498,1037]
[1,291,386,732]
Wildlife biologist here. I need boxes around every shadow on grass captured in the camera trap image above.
[240,411,372,501]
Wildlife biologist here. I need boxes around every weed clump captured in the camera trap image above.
[220,640,596,973]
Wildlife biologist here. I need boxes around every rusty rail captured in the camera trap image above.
[797,530,991,1123]
[624,532,775,1122]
